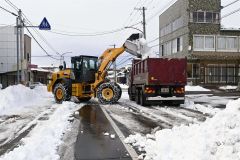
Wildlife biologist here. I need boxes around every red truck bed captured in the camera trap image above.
[132,58,187,85]
[128,58,187,106]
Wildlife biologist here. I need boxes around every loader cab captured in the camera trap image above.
[71,55,98,83]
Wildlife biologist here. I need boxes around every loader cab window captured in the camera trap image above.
[76,61,81,70]
[71,56,98,83]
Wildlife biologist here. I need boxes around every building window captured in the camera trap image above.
[217,36,238,51]
[172,39,177,53]
[193,35,215,51]
[160,16,183,37]
[194,36,204,49]
[165,41,172,55]
[160,45,164,56]
[191,11,219,24]
[206,12,213,23]
[205,36,214,49]
[207,64,236,83]
[187,63,200,78]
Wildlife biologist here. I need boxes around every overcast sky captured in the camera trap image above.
[0,0,240,67]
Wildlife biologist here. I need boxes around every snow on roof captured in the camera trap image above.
[221,28,240,31]
[31,68,52,73]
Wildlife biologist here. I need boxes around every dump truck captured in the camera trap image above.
[128,58,187,106]
[47,33,144,104]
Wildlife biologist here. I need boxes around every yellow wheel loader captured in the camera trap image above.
[47,33,146,104]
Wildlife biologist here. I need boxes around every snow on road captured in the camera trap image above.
[0,102,81,160]
[0,85,54,148]
[125,98,240,160]
[0,85,83,160]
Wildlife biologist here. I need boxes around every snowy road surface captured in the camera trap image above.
[0,85,239,160]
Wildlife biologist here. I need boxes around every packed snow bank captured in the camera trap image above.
[0,102,81,160]
[219,85,237,90]
[0,85,53,115]
[185,85,210,92]
[118,83,128,89]
[125,98,240,160]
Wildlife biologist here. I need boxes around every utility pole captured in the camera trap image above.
[110,44,117,83]
[135,7,147,39]
[16,9,24,84]
[16,11,20,84]
[19,10,24,82]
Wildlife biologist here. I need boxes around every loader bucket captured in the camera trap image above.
[124,33,151,59]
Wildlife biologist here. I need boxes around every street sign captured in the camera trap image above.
[39,17,51,30]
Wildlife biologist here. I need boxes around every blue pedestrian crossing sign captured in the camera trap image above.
[39,17,51,30]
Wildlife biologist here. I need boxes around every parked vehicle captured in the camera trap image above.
[29,82,44,89]
[128,58,187,106]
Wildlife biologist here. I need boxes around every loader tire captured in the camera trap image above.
[111,82,122,101]
[97,82,119,104]
[54,83,68,104]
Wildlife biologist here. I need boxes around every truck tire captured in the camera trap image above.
[139,90,147,106]
[96,83,119,104]
[135,90,140,104]
[78,97,91,102]
[54,83,69,104]
[129,94,135,101]
[171,100,185,106]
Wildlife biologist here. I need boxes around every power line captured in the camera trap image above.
[221,7,240,19]
[49,22,141,37]
[223,0,240,9]
[22,15,60,55]
[4,0,19,11]
[0,5,17,16]
[146,0,176,22]
[122,0,143,26]
[25,27,60,61]
[148,36,159,44]
[116,57,133,67]
[49,28,125,37]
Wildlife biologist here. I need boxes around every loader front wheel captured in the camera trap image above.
[54,83,68,104]
[112,82,122,101]
[97,83,119,104]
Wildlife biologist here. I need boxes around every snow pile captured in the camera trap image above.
[125,98,240,160]
[0,85,52,115]
[185,85,211,92]
[184,98,220,115]
[118,83,128,89]
[219,85,237,90]
[0,102,80,160]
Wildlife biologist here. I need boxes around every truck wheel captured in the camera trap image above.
[78,97,91,102]
[129,94,135,101]
[171,100,185,106]
[54,83,68,104]
[128,88,135,101]
[135,90,140,104]
[139,90,147,106]
[97,83,119,104]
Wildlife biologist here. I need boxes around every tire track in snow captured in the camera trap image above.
[0,107,55,156]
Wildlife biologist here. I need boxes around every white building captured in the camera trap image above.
[0,26,31,88]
